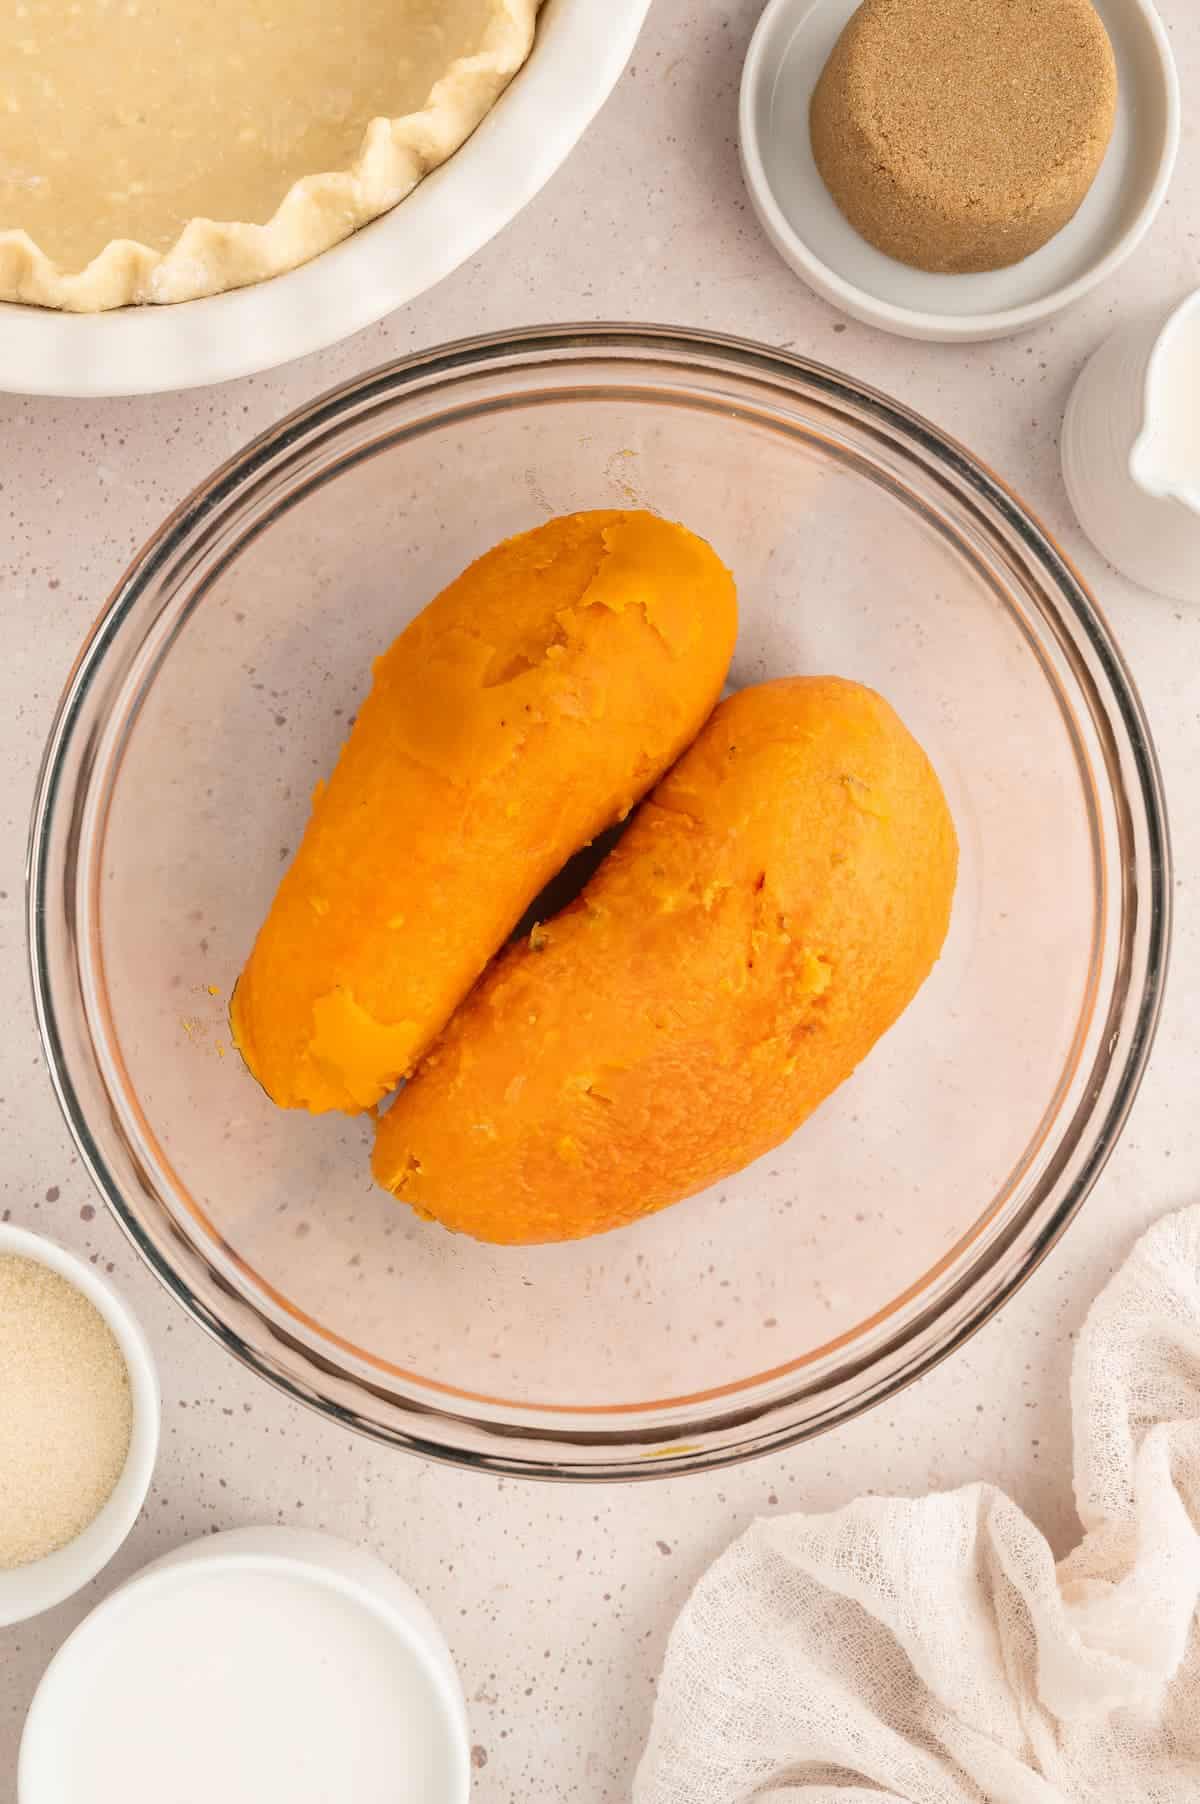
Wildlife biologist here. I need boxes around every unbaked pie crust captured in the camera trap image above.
[0,0,539,312]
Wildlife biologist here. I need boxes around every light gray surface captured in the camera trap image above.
[1,1,1198,1796]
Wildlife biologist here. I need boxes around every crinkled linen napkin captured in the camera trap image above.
[635,1207,1200,1803]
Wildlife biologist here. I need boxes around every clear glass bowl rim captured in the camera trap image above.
[27,323,1172,1481]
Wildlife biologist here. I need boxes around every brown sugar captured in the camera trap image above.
[810,0,1118,274]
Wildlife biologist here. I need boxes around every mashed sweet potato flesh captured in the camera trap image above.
[230,510,738,1112]
[373,676,958,1243]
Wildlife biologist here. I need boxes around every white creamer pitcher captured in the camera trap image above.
[1062,288,1200,605]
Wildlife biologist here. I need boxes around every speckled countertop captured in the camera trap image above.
[2,1,1199,1796]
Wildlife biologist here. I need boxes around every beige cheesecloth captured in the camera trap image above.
[636,1206,1200,1802]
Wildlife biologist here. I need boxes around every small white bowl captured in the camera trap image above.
[19,1527,471,1804]
[739,0,1180,342]
[0,1224,158,1627]
[0,0,652,398]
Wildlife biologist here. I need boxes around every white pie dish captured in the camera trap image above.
[0,0,651,398]
[739,0,1180,342]
[0,2,540,314]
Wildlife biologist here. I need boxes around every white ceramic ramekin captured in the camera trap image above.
[0,1223,159,1627]
[739,0,1180,342]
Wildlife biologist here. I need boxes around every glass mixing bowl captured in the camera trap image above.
[29,327,1170,1479]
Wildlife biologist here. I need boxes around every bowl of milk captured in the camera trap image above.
[18,1526,469,1804]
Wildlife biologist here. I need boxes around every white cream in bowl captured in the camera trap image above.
[19,1527,470,1804]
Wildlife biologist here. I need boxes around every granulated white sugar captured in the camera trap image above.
[0,1253,132,1569]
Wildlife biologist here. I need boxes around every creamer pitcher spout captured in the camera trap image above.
[1063,286,1200,605]
[1129,290,1200,516]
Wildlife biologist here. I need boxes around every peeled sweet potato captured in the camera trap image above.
[230,510,738,1112]
[373,676,958,1242]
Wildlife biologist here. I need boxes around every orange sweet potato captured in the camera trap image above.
[230,510,737,1112]
[373,677,958,1242]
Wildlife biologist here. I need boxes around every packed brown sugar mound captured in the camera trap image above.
[374,676,958,1244]
[231,510,737,1113]
[810,0,1118,274]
